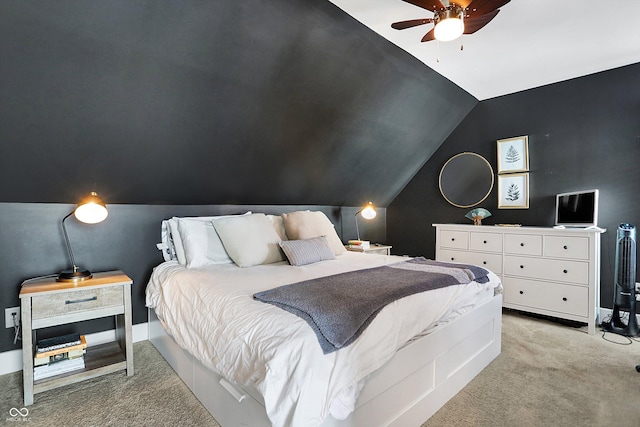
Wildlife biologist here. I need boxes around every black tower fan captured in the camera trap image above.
[604,223,639,336]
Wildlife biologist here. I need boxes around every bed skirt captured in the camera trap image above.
[148,293,502,426]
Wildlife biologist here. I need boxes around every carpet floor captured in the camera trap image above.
[1,310,639,426]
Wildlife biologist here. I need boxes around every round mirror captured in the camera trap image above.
[439,152,494,208]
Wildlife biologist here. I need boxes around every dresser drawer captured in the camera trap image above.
[544,236,589,260]
[439,230,469,250]
[504,256,589,284]
[439,249,503,274]
[503,277,589,317]
[469,232,503,253]
[504,234,542,255]
[32,286,124,321]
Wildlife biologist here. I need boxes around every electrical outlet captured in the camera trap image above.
[5,307,20,329]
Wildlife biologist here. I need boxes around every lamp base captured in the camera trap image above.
[57,268,93,282]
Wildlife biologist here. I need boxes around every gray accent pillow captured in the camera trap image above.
[279,236,336,266]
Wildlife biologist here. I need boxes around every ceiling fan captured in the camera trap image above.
[391,0,510,42]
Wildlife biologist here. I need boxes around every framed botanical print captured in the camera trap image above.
[497,135,529,174]
[498,173,529,209]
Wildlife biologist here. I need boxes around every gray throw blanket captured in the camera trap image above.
[253,257,490,354]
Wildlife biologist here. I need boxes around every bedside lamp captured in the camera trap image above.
[354,202,377,241]
[58,192,108,282]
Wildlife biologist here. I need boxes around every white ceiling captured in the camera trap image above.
[329,0,640,100]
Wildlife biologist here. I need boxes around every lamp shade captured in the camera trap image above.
[360,202,377,220]
[75,192,108,224]
[58,192,108,282]
[434,7,464,42]
[355,202,377,241]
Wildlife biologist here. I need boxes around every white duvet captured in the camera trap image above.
[145,252,500,427]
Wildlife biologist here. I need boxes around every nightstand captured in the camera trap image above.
[19,270,134,405]
[345,244,392,255]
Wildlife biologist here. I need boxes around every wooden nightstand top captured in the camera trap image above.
[20,270,132,297]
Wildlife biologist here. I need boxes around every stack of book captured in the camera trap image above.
[347,240,370,250]
[34,333,87,380]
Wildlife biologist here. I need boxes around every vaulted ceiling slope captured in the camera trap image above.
[330,0,640,100]
[0,0,476,207]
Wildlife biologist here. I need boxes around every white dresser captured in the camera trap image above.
[433,224,604,334]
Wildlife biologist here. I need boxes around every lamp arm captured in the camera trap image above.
[354,210,362,241]
[62,211,78,272]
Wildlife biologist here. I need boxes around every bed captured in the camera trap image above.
[146,211,502,426]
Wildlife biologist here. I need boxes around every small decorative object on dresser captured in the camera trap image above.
[433,223,605,334]
[465,208,492,225]
[20,270,134,405]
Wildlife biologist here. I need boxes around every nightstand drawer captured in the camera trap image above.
[32,286,124,321]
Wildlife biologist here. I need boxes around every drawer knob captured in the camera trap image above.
[562,297,568,301]
[483,240,487,244]
[563,245,568,250]
[563,269,568,274]
[451,238,455,241]
[65,296,98,305]
[483,261,487,265]
[520,243,524,247]
[520,265,524,269]
[451,257,455,261]
[519,290,524,295]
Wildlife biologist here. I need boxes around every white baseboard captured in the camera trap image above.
[0,322,149,376]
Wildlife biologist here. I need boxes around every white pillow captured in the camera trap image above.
[282,211,346,256]
[267,214,288,241]
[279,236,335,266]
[176,212,251,268]
[213,213,285,267]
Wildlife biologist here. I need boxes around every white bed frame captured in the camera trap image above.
[149,294,501,426]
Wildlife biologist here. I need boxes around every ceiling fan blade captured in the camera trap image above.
[465,0,510,17]
[463,9,499,34]
[421,28,436,42]
[391,18,434,30]
[401,0,445,12]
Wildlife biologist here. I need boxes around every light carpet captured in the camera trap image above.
[1,310,639,426]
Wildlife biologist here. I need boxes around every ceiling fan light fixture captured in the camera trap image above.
[434,7,464,42]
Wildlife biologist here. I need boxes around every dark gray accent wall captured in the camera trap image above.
[0,0,476,207]
[388,62,640,312]
[0,203,385,352]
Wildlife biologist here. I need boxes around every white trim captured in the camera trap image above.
[0,322,148,376]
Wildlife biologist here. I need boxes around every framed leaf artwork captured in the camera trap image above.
[498,173,529,209]
[497,136,529,174]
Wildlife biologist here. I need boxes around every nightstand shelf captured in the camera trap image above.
[20,270,134,405]
[33,341,127,393]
